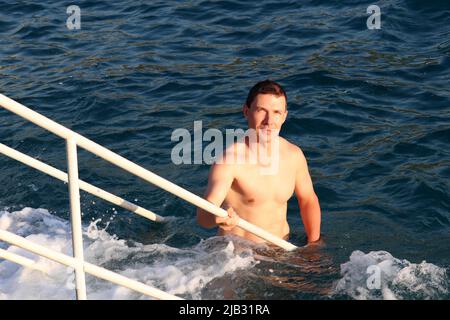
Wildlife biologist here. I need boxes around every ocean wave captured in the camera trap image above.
[334,250,449,300]
[0,207,257,299]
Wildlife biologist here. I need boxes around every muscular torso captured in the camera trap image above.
[218,138,298,242]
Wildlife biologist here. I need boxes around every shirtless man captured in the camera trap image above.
[196,80,321,244]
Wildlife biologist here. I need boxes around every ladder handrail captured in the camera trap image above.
[0,229,183,300]
[0,93,297,251]
[0,142,164,222]
[0,92,298,300]
[0,247,47,274]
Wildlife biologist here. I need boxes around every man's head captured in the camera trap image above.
[243,79,288,141]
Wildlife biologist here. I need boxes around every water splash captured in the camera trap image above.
[334,250,449,300]
[0,207,257,299]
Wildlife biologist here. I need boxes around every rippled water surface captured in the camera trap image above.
[0,0,449,299]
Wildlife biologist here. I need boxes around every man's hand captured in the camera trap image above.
[215,207,239,231]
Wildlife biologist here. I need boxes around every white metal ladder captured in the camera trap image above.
[0,93,297,300]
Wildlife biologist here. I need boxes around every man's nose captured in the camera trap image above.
[264,113,275,125]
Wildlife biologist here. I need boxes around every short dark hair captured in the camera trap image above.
[245,79,287,109]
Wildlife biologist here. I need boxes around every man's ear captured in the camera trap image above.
[243,104,249,119]
[281,110,288,125]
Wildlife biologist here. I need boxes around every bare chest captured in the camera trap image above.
[228,160,296,206]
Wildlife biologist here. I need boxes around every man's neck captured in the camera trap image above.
[245,135,280,166]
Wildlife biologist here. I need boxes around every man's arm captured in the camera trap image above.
[196,162,235,228]
[294,148,321,243]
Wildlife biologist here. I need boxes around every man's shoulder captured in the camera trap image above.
[280,137,304,159]
[213,142,243,166]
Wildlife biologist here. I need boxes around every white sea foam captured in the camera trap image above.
[334,250,448,300]
[0,207,257,300]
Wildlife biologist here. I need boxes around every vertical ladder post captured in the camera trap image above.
[66,137,87,300]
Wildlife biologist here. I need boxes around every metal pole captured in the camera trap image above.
[0,142,164,222]
[66,137,87,300]
[0,229,182,300]
[0,248,47,273]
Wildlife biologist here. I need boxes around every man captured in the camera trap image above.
[196,80,321,244]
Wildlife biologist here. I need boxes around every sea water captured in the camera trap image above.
[0,0,449,299]
[0,207,448,299]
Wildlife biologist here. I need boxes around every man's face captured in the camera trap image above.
[243,93,288,141]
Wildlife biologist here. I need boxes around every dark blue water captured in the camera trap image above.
[0,0,449,299]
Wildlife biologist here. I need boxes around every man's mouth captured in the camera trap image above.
[258,128,279,139]
[259,128,277,133]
